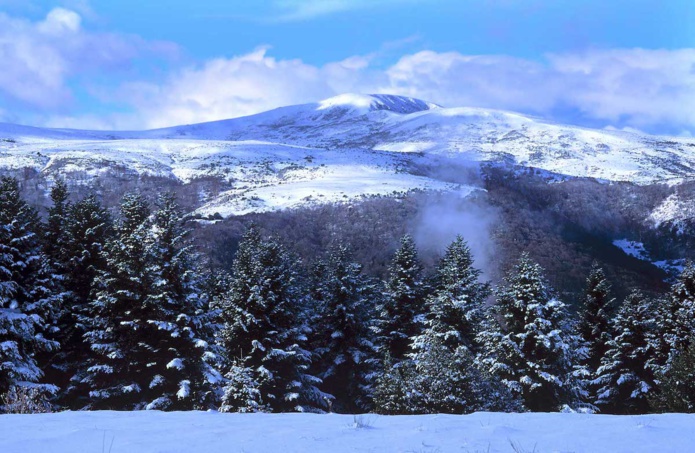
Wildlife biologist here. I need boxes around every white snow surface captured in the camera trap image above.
[2,93,695,217]
[0,410,691,453]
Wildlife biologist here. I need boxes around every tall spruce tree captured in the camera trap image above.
[311,244,378,413]
[81,193,219,410]
[578,263,614,403]
[652,263,695,371]
[651,338,695,413]
[595,291,657,414]
[62,194,113,406]
[482,254,585,412]
[375,235,425,361]
[0,177,59,396]
[400,236,516,414]
[217,226,324,413]
[411,236,490,355]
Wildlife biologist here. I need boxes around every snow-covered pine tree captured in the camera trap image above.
[651,263,695,371]
[375,235,426,361]
[372,353,415,414]
[578,263,614,403]
[217,226,324,413]
[136,193,222,409]
[400,236,517,414]
[311,244,379,413]
[81,193,153,409]
[40,180,73,398]
[651,337,695,413]
[482,254,585,412]
[43,179,70,272]
[61,194,113,406]
[412,235,490,355]
[81,193,221,410]
[0,177,59,396]
[595,291,657,414]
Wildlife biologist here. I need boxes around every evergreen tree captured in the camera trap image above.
[81,193,220,410]
[373,353,415,415]
[651,263,695,371]
[0,177,59,395]
[137,193,222,409]
[375,235,426,361]
[80,193,151,409]
[482,254,585,412]
[412,236,490,355]
[61,194,113,406]
[43,179,70,272]
[595,291,656,414]
[311,244,378,413]
[578,263,614,403]
[217,226,324,413]
[651,338,695,413]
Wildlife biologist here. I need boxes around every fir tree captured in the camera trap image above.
[578,263,614,403]
[651,263,695,371]
[0,177,59,395]
[372,353,415,415]
[137,193,222,409]
[482,254,585,412]
[61,194,113,406]
[81,193,220,410]
[412,236,490,355]
[311,244,378,413]
[651,338,695,413]
[80,193,152,409]
[595,291,657,414]
[217,226,324,413]
[375,235,426,361]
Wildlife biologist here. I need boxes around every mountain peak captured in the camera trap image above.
[316,93,438,114]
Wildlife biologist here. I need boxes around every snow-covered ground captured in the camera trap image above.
[0,411,690,453]
[613,239,686,276]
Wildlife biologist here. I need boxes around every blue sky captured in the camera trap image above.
[0,0,693,134]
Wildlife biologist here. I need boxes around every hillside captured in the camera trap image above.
[1,94,694,218]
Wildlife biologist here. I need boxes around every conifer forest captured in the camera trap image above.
[2,176,694,416]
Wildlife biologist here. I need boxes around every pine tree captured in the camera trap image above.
[43,179,70,272]
[652,263,695,371]
[651,338,695,413]
[137,193,222,409]
[217,226,324,413]
[311,244,378,413]
[482,254,585,412]
[578,263,614,403]
[80,193,151,409]
[40,181,73,397]
[81,193,220,410]
[373,353,415,415]
[0,177,59,396]
[595,291,657,414]
[375,235,426,361]
[60,194,113,406]
[412,236,490,355]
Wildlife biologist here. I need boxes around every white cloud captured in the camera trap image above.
[270,0,421,21]
[381,48,695,133]
[109,47,380,129]
[0,7,178,111]
[100,47,695,134]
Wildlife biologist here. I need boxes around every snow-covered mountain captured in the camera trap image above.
[1,93,693,217]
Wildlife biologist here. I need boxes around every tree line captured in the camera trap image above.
[0,176,694,414]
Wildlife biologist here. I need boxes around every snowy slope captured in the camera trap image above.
[1,93,694,216]
[1,411,692,453]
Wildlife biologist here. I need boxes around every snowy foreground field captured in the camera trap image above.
[1,411,692,453]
